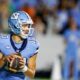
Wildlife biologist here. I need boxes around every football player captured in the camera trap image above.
[0,11,39,80]
[64,17,80,80]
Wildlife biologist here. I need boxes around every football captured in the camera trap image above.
[5,55,21,72]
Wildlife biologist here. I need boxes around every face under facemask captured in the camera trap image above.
[19,24,33,39]
[20,30,29,39]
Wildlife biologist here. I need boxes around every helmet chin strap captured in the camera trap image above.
[19,31,29,39]
[20,34,28,39]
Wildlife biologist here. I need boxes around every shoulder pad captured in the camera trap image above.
[28,36,40,48]
[28,36,36,42]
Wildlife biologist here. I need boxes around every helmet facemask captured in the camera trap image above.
[19,23,32,39]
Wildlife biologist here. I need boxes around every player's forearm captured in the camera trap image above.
[0,59,5,68]
[24,68,35,78]
[0,53,5,68]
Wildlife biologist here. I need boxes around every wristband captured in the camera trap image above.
[21,65,28,72]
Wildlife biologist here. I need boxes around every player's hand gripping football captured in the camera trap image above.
[4,54,26,73]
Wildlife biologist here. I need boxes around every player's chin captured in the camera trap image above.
[20,34,28,39]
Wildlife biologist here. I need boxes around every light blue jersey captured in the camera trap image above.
[0,33,39,80]
[64,29,80,80]
[64,29,80,53]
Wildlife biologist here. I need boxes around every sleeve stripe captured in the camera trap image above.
[29,52,38,58]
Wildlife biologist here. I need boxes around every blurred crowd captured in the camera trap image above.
[0,0,80,80]
[0,0,80,34]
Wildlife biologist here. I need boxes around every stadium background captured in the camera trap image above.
[0,0,80,80]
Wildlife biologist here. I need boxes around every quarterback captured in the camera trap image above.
[0,11,39,80]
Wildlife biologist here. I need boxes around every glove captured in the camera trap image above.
[4,54,23,73]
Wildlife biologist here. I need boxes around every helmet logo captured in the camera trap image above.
[11,12,20,19]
